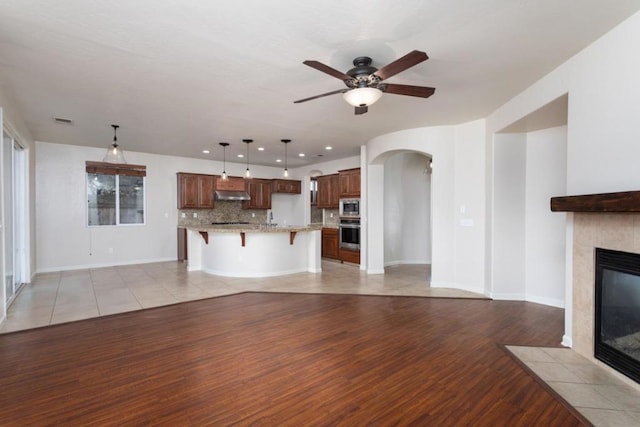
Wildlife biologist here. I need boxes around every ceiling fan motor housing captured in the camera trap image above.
[346,57,381,89]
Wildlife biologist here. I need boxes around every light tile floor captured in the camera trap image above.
[507,345,640,427]
[1,260,482,333]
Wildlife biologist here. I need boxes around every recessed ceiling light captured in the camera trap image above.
[276,159,282,163]
[237,154,244,158]
[258,147,265,151]
[202,149,210,154]
[299,153,305,157]
[325,146,333,150]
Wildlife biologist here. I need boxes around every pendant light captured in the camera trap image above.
[281,139,291,177]
[219,142,230,180]
[243,139,253,178]
[103,124,127,163]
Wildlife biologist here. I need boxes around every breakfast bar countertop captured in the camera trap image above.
[186,224,323,233]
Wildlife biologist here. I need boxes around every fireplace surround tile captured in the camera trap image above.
[572,212,640,393]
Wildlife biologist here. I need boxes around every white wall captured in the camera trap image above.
[383,152,431,265]
[488,12,640,195]
[490,127,567,306]
[487,10,640,339]
[525,126,567,307]
[491,133,526,299]
[366,121,486,294]
[36,141,299,272]
[453,120,486,291]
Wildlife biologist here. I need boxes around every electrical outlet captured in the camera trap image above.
[181,213,186,218]
[193,212,198,218]
[330,212,333,218]
[251,213,255,218]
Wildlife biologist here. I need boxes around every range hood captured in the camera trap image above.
[214,190,251,201]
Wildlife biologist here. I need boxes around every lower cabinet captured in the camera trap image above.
[321,228,339,259]
[339,248,360,264]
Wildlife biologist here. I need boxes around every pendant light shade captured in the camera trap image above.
[219,142,230,180]
[243,139,253,178]
[103,124,127,163]
[281,139,291,177]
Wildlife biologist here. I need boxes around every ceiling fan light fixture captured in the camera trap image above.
[342,87,383,107]
[103,124,127,163]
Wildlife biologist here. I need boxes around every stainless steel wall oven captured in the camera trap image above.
[339,218,360,250]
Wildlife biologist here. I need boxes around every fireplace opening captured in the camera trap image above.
[595,248,640,383]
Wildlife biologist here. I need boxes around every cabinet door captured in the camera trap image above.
[322,228,339,259]
[339,169,360,197]
[330,174,340,208]
[316,176,332,208]
[260,180,272,209]
[198,175,215,208]
[272,179,301,194]
[178,174,199,208]
[243,179,271,209]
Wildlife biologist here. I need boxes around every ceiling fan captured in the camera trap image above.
[294,50,435,115]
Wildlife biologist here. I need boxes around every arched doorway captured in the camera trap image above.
[383,151,432,282]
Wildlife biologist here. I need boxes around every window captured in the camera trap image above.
[86,161,146,226]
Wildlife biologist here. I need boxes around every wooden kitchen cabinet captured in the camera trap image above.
[243,179,272,209]
[321,227,339,259]
[317,174,340,209]
[215,176,245,191]
[271,179,301,194]
[339,248,360,264]
[339,168,360,198]
[177,173,215,209]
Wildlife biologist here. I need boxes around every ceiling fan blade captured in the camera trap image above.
[294,88,348,104]
[303,60,353,81]
[382,84,435,98]
[374,50,429,81]
[355,105,368,115]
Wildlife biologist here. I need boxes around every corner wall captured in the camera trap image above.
[367,120,486,294]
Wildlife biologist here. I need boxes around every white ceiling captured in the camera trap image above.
[1,0,639,167]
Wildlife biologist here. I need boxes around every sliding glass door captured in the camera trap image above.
[2,127,26,311]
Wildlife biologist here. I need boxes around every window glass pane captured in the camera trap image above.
[119,175,144,224]
[87,173,116,225]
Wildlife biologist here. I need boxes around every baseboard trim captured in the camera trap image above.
[36,257,177,274]
[561,335,573,348]
[201,267,309,278]
[526,295,565,309]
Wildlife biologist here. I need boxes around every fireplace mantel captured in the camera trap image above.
[551,190,640,213]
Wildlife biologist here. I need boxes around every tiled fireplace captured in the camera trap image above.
[571,212,640,389]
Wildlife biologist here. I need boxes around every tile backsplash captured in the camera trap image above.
[178,201,267,227]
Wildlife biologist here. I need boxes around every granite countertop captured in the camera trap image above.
[186,224,323,233]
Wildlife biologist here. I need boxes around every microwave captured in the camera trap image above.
[339,198,360,217]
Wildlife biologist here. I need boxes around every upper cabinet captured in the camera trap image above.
[243,179,272,210]
[271,179,301,194]
[215,176,245,191]
[177,173,215,209]
[317,174,340,209]
[339,168,360,198]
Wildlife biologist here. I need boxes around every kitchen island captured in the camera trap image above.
[186,224,322,277]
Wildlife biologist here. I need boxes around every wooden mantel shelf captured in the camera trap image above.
[551,190,640,212]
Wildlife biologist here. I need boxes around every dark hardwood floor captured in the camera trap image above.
[0,293,586,426]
